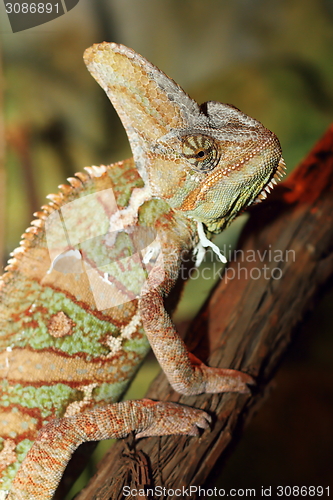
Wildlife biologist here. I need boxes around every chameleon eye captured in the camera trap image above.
[182,135,220,173]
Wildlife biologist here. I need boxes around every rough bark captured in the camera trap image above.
[76,125,333,500]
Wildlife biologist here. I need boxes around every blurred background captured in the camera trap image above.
[1,0,333,498]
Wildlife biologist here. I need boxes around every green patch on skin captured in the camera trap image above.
[0,278,43,350]
[122,329,150,356]
[138,199,171,227]
[82,231,149,298]
[0,438,33,491]
[107,161,144,207]
[15,439,32,463]
[91,331,150,404]
[104,256,147,298]
[93,380,131,404]
[0,381,82,419]
[10,286,120,357]
[84,231,136,265]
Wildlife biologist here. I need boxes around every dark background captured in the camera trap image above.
[1,1,332,498]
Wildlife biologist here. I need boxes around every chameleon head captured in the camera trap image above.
[84,42,285,233]
[153,100,285,233]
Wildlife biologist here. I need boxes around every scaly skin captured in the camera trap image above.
[0,43,285,499]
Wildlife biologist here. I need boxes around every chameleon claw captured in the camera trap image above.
[195,411,212,430]
[135,401,212,439]
[202,366,255,394]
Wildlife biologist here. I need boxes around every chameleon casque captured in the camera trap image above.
[0,43,285,499]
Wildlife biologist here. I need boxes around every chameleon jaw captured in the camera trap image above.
[254,157,287,203]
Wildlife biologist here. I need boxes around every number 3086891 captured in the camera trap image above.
[5,3,59,14]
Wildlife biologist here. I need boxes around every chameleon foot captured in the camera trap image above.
[199,366,255,394]
[9,399,211,500]
[136,399,211,438]
[168,353,255,396]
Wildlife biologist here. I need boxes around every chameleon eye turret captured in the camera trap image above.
[181,135,220,172]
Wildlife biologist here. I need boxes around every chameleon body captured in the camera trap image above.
[0,43,285,499]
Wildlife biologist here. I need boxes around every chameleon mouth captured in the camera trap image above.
[254,157,286,203]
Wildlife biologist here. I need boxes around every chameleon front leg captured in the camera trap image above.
[8,399,210,500]
[139,255,254,396]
